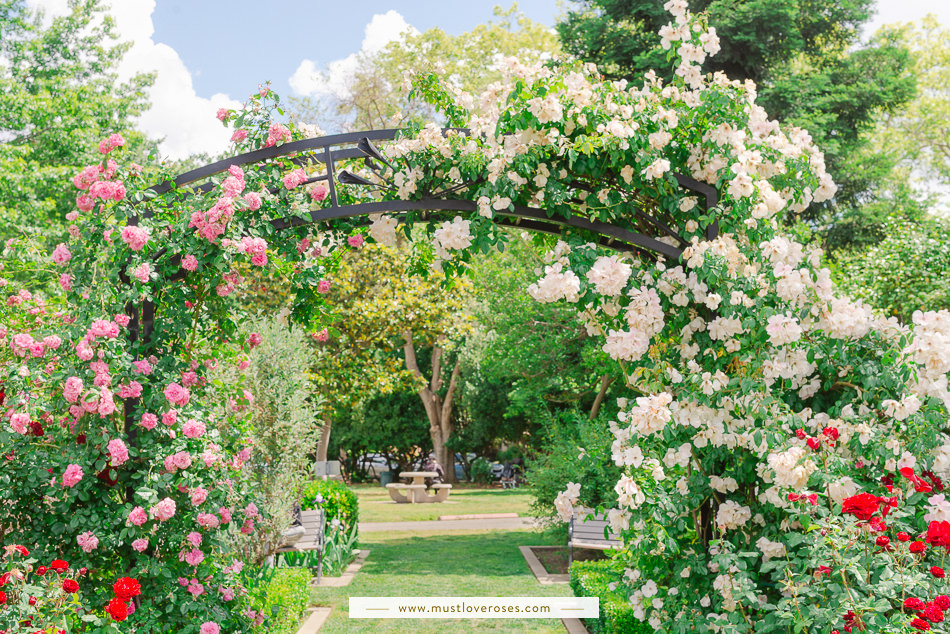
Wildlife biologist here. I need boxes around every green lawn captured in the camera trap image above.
[354,484,536,523]
[310,529,570,633]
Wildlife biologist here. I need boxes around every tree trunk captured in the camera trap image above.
[589,374,615,420]
[316,415,332,463]
[403,332,461,484]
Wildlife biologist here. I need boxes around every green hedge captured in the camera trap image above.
[263,567,312,634]
[300,479,359,530]
[569,560,649,634]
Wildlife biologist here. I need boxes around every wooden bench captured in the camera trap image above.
[569,512,622,565]
[276,509,325,581]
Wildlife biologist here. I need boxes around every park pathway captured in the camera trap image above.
[359,516,535,532]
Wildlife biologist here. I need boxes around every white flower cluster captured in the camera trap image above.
[527,262,581,303]
[586,255,632,296]
[767,446,816,489]
[715,500,751,531]
[554,482,582,522]
[755,537,786,562]
[618,392,674,437]
[368,214,398,247]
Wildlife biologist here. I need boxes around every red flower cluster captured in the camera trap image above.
[906,596,950,630]
[841,493,898,529]
[927,521,950,550]
[902,468,934,493]
[105,576,141,622]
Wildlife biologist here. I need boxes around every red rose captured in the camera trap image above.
[28,595,36,605]
[911,541,928,554]
[795,429,806,440]
[923,470,945,492]
[937,596,950,610]
[933,567,947,579]
[822,426,839,440]
[105,598,128,622]
[113,577,141,602]
[923,603,945,623]
[898,532,912,542]
[876,536,890,548]
[36,566,47,576]
[906,598,928,611]
[806,437,821,451]
[911,617,932,631]
[49,559,69,573]
[0,590,6,605]
[928,521,950,550]
[62,579,79,593]
[842,493,880,521]
[0,572,9,585]
[13,546,28,557]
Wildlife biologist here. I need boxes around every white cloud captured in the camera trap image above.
[289,10,418,99]
[26,0,240,160]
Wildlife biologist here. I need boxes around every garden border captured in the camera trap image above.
[311,549,370,588]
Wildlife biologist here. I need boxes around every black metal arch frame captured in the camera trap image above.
[121,128,720,436]
[146,128,719,260]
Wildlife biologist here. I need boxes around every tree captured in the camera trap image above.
[865,16,950,192]
[833,217,950,323]
[0,0,154,244]
[310,242,471,481]
[291,4,560,131]
[556,0,915,238]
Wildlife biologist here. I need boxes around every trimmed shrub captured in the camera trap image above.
[300,480,359,531]
[262,567,312,634]
[470,457,494,484]
[569,560,648,634]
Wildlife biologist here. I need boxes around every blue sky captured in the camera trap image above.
[24,0,950,160]
[150,1,562,103]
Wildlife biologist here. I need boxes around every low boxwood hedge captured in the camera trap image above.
[300,479,358,531]
[263,567,312,634]
[569,559,650,634]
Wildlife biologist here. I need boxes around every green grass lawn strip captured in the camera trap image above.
[311,529,570,633]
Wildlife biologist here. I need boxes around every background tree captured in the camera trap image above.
[291,4,560,131]
[556,0,916,247]
[0,0,153,244]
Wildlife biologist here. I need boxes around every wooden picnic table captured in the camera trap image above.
[385,471,452,503]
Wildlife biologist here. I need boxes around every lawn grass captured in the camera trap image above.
[354,484,536,523]
[311,529,570,633]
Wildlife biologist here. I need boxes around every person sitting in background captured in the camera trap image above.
[423,456,444,487]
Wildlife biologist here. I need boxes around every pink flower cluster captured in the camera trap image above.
[281,168,307,190]
[164,382,191,407]
[239,237,268,266]
[263,121,291,148]
[128,506,148,526]
[61,464,84,488]
[183,419,206,439]
[150,497,176,521]
[77,531,99,552]
[107,438,129,466]
[98,133,126,154]
[51,243,71,265]
[120,225,149,251]
[164,451,192,473]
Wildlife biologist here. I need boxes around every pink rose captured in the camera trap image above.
[310,183,328,202]
[219,507,233,524]
[59,274,73,291]
[187,580,204,597]
[242,192,261,211]
[120,226,149,251]
[281,168,307,190]
[140,413,157,430]
[173,452,192,470]
[108,438,129,466]
[51,243,72,265]
[215,108,229,122]
[244,503,260,519]
[240,519,255,534]
[182,420,206,439]
[77,531,99,552]
[219,586,235,601]
[132,538,149,552]
[114,313,130,327]
[97,390,117,416]
[263,121,290,148]
[347,234,364,248]
[315,328,329,342]
[150,497,176,521]
[118,381,143,399]
[42,335,62,350]
[61,464,84,488]
[163,383,190,407]
[230,129,248,143]
[182,254,199,271]
[317,280,331,294]
[63,377,83,403]
[132,263,151,284]
[200,622,221,634]
[186,532,203,548]
[197,513,220,529]
[248,333,263,349]
[128,506,147,526]
[162,409,178,426]
[190,486,209,506]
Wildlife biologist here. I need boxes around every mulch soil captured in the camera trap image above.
[529,546,606,575]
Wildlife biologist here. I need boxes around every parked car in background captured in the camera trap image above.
[355,453,391,480]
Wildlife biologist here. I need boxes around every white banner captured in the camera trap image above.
[349,596,598,619]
